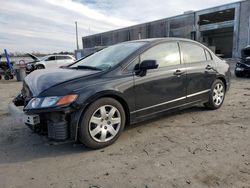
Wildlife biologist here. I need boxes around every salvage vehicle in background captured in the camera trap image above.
[25,54,75,74]
[235,45,250,77]
[25,53,41,74]
[10,38,231,149]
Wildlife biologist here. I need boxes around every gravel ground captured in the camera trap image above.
[0,64,250,188]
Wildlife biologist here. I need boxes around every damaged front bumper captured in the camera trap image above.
[8,97,84,142]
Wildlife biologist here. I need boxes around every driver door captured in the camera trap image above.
[133,42,187,118]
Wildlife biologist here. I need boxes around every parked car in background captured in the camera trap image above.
[235,46,250,77]
[25,53,41,74]
[11,38,230,149]
[26,54,75,74]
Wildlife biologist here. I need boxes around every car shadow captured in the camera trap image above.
[0,135,90,164]
[0,105,207,164]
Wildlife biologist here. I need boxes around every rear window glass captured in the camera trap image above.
[181,42,206,63]
[141,42,181,68]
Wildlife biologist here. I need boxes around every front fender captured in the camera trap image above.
[35,61,46,68]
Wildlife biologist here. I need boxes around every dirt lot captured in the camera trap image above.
[0,66,250,188]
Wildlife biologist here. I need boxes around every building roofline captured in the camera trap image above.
[82,0,245,39]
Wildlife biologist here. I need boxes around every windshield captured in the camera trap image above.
[70,42,146,70]
[40,56,50,61]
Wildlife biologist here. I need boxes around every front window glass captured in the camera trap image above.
[40,56,49,61]
[141,42,181,68]
[45,56,55,61]
[70,42,146,70]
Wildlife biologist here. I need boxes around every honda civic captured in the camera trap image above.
[10,38,231,149]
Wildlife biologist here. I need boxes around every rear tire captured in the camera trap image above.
[78,97,126,149]
[204,79,225,110]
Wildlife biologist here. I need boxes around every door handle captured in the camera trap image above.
[206,65,213,70]
[173,69,185,76]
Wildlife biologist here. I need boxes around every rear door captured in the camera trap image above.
[180,42,217,102]
[133,42,187,118]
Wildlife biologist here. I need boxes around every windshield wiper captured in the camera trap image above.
[76,65,102,71]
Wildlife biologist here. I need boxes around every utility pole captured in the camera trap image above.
[75,21,79,50]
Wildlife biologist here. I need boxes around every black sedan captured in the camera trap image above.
[235,46,250,77]
[11,38,231,149]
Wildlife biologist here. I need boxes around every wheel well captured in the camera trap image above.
[36,64,45,68]
[85,94,130,126]
[217,77,227,91]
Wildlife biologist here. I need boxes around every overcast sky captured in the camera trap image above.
[0,0,240,53]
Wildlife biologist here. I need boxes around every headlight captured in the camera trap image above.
[236,62,242,67]
[26,64,33,70]
[25,94,78,109]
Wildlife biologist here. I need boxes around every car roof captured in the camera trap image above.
[44,54,73,57]
[125,38,206,48]
[123,37,218,60]
[128,37,196,43]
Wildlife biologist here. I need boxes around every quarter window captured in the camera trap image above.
[205,49,212,61]
[181,42,206,63]
[124,57,140,72]
[141,42,181,68]
[65,56,72,59]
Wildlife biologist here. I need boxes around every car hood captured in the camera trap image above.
[24,68,100,96]
[27,53,40,61]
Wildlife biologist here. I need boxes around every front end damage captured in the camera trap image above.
[10,83,83,142]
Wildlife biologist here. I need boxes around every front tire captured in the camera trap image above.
[204,79,225,110]
[78,98,126,149]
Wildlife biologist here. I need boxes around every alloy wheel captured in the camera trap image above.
[213,83,224,106]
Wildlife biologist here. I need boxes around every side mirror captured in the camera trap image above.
[135,60,158,77]
[140,60,158,70]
